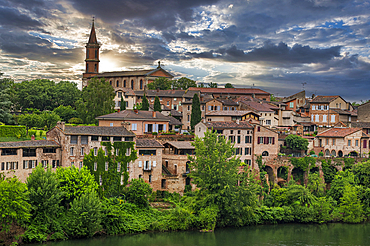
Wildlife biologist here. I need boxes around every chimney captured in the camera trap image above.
[152,111,156,118]
[121,122,131,131]
[57,121,65,131]
[31,135,35,140]
[134,109,138,114]
[118,109,120,113]
[157,87,160,92]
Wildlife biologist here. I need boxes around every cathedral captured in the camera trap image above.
[82,20,174,91]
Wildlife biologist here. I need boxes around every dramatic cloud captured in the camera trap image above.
[0,0,370,100]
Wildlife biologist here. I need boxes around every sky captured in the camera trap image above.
[0,0,370,102]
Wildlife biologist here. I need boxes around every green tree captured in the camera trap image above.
[224,83,234,88]
[52,81,81,109]
[126,179,152,208]
[65,191,102,237]
[76,77,115,124]
[0,75,14,124]
[56,166,98,207]
[141,94,149,111]
[190,93,201,130]
[26,165,63,236]
[353,160,370,188]
[327,170,355,202]
[0,176,31,232]
[307,172,325,197]
[270,94,277,102]
[208,82,218,88]
[172,77,197,90]
[40,111,61,130]
[120,95,126,111]
[338,184,364,223]
[285,134,308,151]
[53,105,78,122]
[153,96,161,112]
[147,77,172,90]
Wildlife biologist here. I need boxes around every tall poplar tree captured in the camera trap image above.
[190,93,201,130]
[153,96,161,112]
[141,94,149,111]
[120,95,126,110]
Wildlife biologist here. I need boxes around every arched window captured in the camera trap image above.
[124,80,126,87]
[110,81,112,86]
[331,150,336,157]
[338,150,343,157]
[140,79,143,90]
[262,151,269,156]
[116,80,119,87]
[94,64,97,72]
[131,80,134,89]
[325,149,330,157]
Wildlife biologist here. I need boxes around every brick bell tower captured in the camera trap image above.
[83,18,100,80]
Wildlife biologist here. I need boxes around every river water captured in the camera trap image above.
[36,223,370,246]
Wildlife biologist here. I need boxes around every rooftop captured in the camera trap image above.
[204,121,254,129]
[311,95,340,103]
[165,141,195,150]
[238,100,275,112]
[96,110,170,121]
[188,87,270,95]
[317,128,363,137]
[136,138,163,148]
[206,110,258,117]
[63,126,135,137]
[89,67,173,79]
[0,140,60,149]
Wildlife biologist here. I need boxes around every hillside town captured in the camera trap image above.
[1,21,369,194]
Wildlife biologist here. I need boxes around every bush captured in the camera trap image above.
[126,179,152,208]
[309,150,315,155]
[68,118,83,124]
[319,151,324,157]
[0,125,27,138]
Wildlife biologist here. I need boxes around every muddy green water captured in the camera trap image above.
[36,223,370,246]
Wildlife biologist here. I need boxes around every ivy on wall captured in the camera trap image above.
[320,159,338,184]
[290,157,316,184]
[83,141,137,198]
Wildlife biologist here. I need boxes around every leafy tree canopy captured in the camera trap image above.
[172,77,197,90]
[285,134,308,150]
[141,94,149,111]
[208,82,218,88]
[147,77,172,90]
[0,76,14,124]
[224,83,234,88]
[190,93,201,130]
[153,96,161,112]
[53,105,78,122]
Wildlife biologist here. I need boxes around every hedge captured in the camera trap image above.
[0,125,27,138]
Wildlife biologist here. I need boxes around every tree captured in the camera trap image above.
[76,77,115,124]
[208,82,218,88]
[224,83,234,88]
[285,134,308,151]
[353,160,370,188]
[190,93,201,130]
[56,166,98,207]
[120,95,126,111]
[40,111,61,130]
[153,96,161,112]
[126,179,152,208]
[147,77,172,90]
[0,76,14,124]
[172,77,197,90]
[188,130,259,226]
[338,184,364,223]
[141,94,149,111]
[52,81,81,109]
[53,105,78,122]
[0,176,31,232]
[26,165,63,231]
[307,173,325,197]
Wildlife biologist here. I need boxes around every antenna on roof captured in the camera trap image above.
[302,82,307,90]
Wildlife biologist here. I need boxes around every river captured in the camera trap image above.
[35,223,370,246]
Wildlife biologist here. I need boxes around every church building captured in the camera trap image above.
[82,20,174,92]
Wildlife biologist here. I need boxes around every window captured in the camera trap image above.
[118,91,122,98]
[290,102,294,108]
[266,120,271,125]
[161,179,166,189]
[132,123,137,131]
[230,130,234,134]
[331,115,336,122]
[323,115,327,122]
[126,148,131,156]
[102,136,110,141]
[1,148,17,156]
[364,140,368,149]
[125,137,134,141]
[187,115,190,122]
[95,50,98,58]
[94,147,98,156]
[202,105,205,111]
[110,81,112,85]
[86,63,89,72]
[81,147,84,156]
[332,139,335,145]
[52,160,56,168]
[23,148,36,157]
[348,140,351,146]
[94,162,97,171]
[326,139,329,145]
[245,136,252,143]
[228,136,235,143]
[124,80,126,87]
[318,105,322,110]
[144,161,151,170]
[70,147,74,156]
[23,160,29,169]
[315,115,319,122]
[188,105,190,110]
[139,161,142,168]
[79,162,83,169]
[117,80,119,87]
[149,175,152,183]
[70,135,78,144]
[94,64,97,72]
[245,147,251,155]
[244,159,251,165]
[43,148,56,153]
[139,150,156,155]
[105,148,108,156]
[116,148,119,155]
[81,136,88,144]
[131,80,134,89]
[167,101,170,106]
[71,161,74,167]
[113,136,121,142]
[257,126,260,132]
[237,136,241,144]
[42,160,48,167]
[312,105,315,110]
[356,140,359,147]
[91,136,99,141]
[105,162,108,171]
[140,80,143,90]
[324,105,328,110]
[117,162,121,172]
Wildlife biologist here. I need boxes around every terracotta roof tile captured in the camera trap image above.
[96,110,170,121]
[188,87,270,95]
[205,121,253,129]
[238,100,275,112]
[311,95,340,103]
[206,110,257,116]
[317,128,362,137]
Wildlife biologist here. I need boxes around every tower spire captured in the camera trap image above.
[88,17,98,44]
[83,18,100,81]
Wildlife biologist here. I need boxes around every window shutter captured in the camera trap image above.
[139,161,142,167]
[364,140,367,149]
[149,161,151,170]
[163,124,166,132]
[272,137,275,144]
[145,124,148,133]
[153,161,156,167]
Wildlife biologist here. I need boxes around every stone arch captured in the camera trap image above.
[292,167,304,185]
[338,150,343,157]
[262,151,269,156]
[331,150,336,157]
[324,149,330,157]
[263,165,275,185]
[277,166,288,181]
[310,166,319,174]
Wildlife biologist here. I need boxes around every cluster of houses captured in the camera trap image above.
[1,21,369,193]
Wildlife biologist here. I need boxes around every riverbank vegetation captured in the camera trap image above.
[1,130,370,245]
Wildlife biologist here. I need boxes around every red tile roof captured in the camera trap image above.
[311,95,340,103]
[205,121,254,129]
[188,87,270,95]
[317,128,362,137]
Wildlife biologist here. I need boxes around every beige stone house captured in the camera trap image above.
[314,128,370,157]
[0,140,61,181]
[205,110,260,122]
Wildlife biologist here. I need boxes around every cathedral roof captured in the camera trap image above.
[88,20,98,44]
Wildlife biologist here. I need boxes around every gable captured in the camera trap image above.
[149,69,173,78]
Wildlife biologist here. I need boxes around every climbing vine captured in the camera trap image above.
[277,166,288,180]
[290,156,315,184]
[83,141,137,198]
[320,159,338,184]
[256,155,269,194]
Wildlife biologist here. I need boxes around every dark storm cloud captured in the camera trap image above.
[0,6,44,29]
[188,41,341,65]
[68,0,221,29]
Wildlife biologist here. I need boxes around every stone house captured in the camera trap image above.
[237,100,279,128]
[47,122,136,167]
[96,110,170,135]
[0,140,61,181]
[314,128,370,157]
[133,138,164,190]
[162,141,195,194]
[357,101,370,122]
[282,91,306,112]
[205,110,260,122]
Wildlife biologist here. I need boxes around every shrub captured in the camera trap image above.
[68,118,83,124]
[309,150,315,155]
[126,179,152,208]
[0,125,27,138]
[319,151,324,157]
